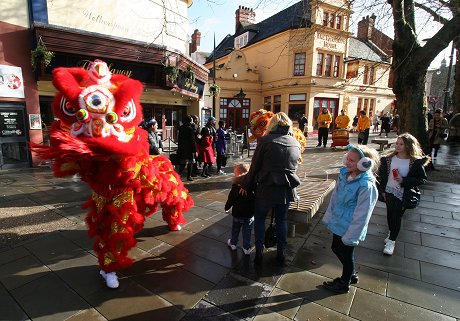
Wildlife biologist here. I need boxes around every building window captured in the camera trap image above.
[316,52,341,78]
[289,104,306,122]
[316,53,324,76]
[294,53,306,76]
[234,32,249,49]
[357,98,376,115]
[329,14,335,28]
[333,55,340,77]
[363,65,375,85]
[323,12,328,26]
[264,96,272,111]
[289,94,306,101]
[323,11,342,29]
[324,54,332,77]
[274,95,281,113]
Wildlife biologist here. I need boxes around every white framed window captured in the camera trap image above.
[234,33,249,49]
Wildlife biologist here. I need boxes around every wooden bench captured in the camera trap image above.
[288,177,336,223]
[371,138,396,151]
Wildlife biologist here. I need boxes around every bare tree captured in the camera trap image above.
[382,0,459,152]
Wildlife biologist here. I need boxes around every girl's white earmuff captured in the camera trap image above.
[343,144,373,171]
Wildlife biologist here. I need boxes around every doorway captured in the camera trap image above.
[0,104,30,169]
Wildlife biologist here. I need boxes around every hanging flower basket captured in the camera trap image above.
[164,65,179,84]
[209,84,221,97]
[31,45,54,71]
[183,65,196,84]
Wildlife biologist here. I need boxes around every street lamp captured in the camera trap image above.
[443,41,455,114]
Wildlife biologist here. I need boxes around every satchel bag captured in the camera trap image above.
[403,186,421,209]
[438,132,448,138]
[264,210,277,248]
[358,131,366,140]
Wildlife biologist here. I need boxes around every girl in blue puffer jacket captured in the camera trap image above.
[321,144,380,294]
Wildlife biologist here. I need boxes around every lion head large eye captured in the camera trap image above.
[60,97,78,116]
[119,100,136,122]
[79,85,114,114]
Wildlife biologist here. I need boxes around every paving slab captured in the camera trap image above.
[277,267,356,315]
[350,288,456,321]
[204,272,272,320]
[405,243,460,270]
[0,254,50,291]
[262,287,302,319]
[404,220,460,239]
[0,283,28,321]
[296,300,359,321]
[86,277,185,321]
[10,273,90,321]
[421,233,460,254]
[420,261,460,292]
[388,273,460,318]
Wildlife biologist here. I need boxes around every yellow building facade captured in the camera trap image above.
[204,0,394,132]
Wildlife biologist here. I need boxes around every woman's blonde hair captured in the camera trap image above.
[265,112,293,133]
[350,144,380,173]
[385,132,426,159]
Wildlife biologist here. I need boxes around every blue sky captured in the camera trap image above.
[188,0,450,69]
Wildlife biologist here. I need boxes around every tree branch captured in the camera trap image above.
[414,1,449,24]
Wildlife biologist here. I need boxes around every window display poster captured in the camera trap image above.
[29,114,42,129]
[0,65,25,98]
[0,109,25,137]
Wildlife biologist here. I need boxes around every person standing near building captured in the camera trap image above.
[216,120,227,175]
[316,109,332,147]
[146,118,163,155]
[205,116,217,149]
[225,163,255,255]
[239,112,301,265]
[357,110,371,145]
[299,114,308,134]
[322,144,379,293]
[335,109,350,129]
[177,115,196,181]
[351,114,359,133]
[380,112,391,137]
[428,109,449,158]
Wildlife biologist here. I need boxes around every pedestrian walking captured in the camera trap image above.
[240,112,301,265]
[428,109,449,158]
[379,112,391,137]
[299,114,308,134]
[351,114,359,133]
[225,163,255,255]
[322,144,380,293]
[377,133,430,255]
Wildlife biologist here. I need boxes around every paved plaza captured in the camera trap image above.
[1,133,459,321]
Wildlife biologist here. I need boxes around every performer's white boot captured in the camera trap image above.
[100,270,119,289]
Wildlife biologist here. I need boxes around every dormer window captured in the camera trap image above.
[235,32,249,49]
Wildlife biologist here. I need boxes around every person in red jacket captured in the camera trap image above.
[199,126,216,177]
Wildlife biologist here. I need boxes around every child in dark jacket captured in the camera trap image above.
[225,163,255,255]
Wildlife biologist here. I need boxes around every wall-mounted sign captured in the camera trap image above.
[0,109,26,137]
[0,65,25,99]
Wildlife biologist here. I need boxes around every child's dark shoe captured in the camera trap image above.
[323,278,350,294]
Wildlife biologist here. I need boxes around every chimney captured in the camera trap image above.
[235,6,255,32]
[190,29,201,54]
[357,14,376,40]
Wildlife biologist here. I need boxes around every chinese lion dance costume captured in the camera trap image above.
[33,60,193,288]
[248,109,307,155]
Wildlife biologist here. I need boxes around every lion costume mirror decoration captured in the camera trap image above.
[33,60,193,288]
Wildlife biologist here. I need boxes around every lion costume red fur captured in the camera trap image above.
[33,60,193,288]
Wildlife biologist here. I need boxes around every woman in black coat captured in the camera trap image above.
[177,115,196,181]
